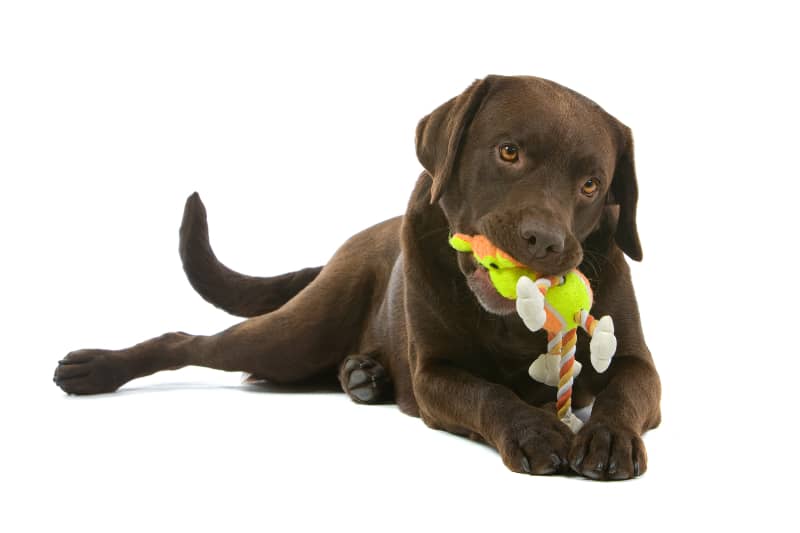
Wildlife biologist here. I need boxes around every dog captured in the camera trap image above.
[54,75,661,480]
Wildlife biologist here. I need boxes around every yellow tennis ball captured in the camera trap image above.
[449,234,537,298]
[449,234,594,328]
[486,267,534,299]
[544,271,593,330]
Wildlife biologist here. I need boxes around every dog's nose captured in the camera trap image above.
[520,219,565,259]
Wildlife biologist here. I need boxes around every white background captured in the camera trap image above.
[1,1,798,531]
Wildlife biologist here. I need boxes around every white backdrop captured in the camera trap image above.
[2,1,797,531]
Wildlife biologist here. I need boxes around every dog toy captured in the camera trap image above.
[449,233,617,432]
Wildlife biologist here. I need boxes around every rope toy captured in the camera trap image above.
[449,233,617,433]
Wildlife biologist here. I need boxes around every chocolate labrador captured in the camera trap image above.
[54,75,661,480]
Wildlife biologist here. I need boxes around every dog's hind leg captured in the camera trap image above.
[338,354,392,404]
[54,260,372,395]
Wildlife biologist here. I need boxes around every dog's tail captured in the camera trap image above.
[179,192,323,318]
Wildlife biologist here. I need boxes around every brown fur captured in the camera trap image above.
[54,75,661,480]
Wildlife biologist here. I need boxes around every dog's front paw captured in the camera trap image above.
[496,410,574,475]
[53,349,131,395]
[569,421,647,480]
[516,276,546,332]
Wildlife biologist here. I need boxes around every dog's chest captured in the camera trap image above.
[479,326,540,378]
[477,313,547,358]
[477,322,589,406]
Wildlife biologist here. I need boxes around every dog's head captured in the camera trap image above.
[416,75,641,315]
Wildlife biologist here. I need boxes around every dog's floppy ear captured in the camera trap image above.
[609,126,643,261]
[415,78,491,204]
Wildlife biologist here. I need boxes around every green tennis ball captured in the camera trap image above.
[449,234,473,253]
[448,234,594,329]
[544,271,593,330]
[486,267,534,299]
[448,234,537,299]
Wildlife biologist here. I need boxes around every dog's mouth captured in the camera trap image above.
[455,253,521,315]
[464,259,518,315]
[456,247,582,316]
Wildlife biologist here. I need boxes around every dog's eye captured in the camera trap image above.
[581,178,600,197]
[498,143,519,163]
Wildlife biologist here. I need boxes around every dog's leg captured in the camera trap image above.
[338,355,391,404]
[54,262,371,395]
[413,362,575,475]
[568,269,661,480]
[569,357,660,480]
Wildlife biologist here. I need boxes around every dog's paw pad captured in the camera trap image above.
[339,355,390,404]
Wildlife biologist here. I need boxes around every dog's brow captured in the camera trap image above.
[568,153,605,177]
